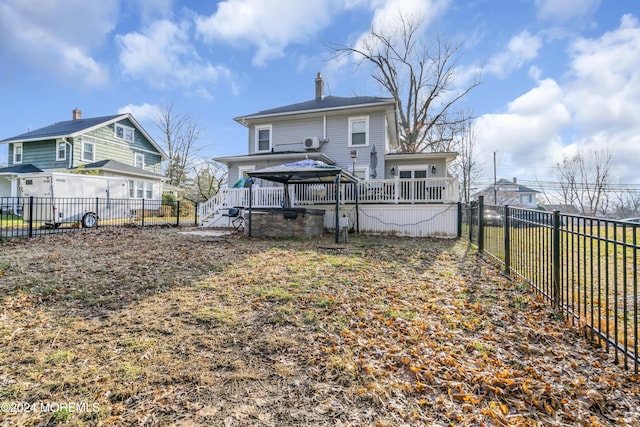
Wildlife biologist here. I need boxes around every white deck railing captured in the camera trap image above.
[199,178,458,223]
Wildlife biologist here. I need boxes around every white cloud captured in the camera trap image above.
[117,103,160,122]
[535,0,600,24]
[565,14,640,131]
[476,14,640,185]
[117,20,231,97]
[195,0,338,66]
[0,0,116,86]
[475,78,570,174]
[485,31,543,78]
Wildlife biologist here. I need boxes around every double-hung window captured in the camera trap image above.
[129,180,145,199]
[82,141,95,162]
[349,116,369,147]
[56,141,67,161]
[255,125,272,152]
[13,143,23,164]
[134,152,144,169]
[115,123,135,143]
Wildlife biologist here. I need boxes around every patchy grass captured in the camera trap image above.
[0,227,638,426]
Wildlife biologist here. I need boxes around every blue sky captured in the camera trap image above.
[1,0,639,188]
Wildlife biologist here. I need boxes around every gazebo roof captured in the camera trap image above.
[247,159,358,184]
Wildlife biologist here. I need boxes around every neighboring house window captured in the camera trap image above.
[82,141,95,162]
[115,123,135,143]
[349,116,369,147]
[145,182,153,199]
[129,180,145,198]
[13,143,23,164]
[134,153,144,169]
[255,125,272,152]
[56,141,67,161]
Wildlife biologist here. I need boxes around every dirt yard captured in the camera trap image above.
[0,227,638,426]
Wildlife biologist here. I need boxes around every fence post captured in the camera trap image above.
[552,210,561,310]
[194,202,199,226]
[477,196,484,253]
[95,197,99,228]
[457,202,462,238]
[141,199,145,227]
[176,201,180,227]
[504,205,510,277]
[28,196,34,238]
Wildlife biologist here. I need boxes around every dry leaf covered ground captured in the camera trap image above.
[0,227,638,426]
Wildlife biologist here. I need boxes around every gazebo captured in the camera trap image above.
[247,159,359,243]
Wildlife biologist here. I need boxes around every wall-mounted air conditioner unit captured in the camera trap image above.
[304,136,320,150]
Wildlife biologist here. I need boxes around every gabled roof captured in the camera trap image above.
[234,96,396,124]
[248,159,357,184]
[476,178,540,195]
[1,113,168,160]
[78,159,164,180]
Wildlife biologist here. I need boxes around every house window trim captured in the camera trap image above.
[353,167,369,181]
[254,125,272,153]
[56,141,67,162]
[397,166,428,179]
[348,116,369,147]
[81,141,95,162]
[134,152,145,169]
[13,142,23,164]
[115,123,135,143]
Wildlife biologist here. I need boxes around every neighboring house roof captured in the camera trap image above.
[1,113,168,160]
[0,164,44,174]
[234,96,396,123]
[77,159,164,180]
[475,178,540,195]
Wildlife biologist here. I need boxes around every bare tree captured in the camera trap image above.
[452,121,483,203]
[554,148,613,215]
[154,102,201,187]
[185,160,228,203]
[333,13,481,153]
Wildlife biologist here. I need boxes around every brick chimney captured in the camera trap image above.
[315,72,324,100]
[72,108,82,120]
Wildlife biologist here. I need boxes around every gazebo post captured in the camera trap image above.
[334,173,340,244]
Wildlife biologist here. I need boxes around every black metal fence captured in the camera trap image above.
[0,196,198,239]
[462,196,639,372]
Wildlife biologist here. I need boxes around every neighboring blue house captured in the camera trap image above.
[0,109,168,200]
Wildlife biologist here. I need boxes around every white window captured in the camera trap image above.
[255,125,272,152]
[349,116,369,147]
[82,141,95,162]
[128,180,151,199]
[134,153,144,169]
[13,143,23,164]
[115,123,135,143]
[56,141,67,161]
[353,168,368,180]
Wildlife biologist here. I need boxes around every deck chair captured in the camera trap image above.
[222,208,244,232]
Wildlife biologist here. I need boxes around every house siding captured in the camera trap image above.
[324,111,386,176]
[248,118,324,154]
[10,139,69,170]
[73,119,162,174]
